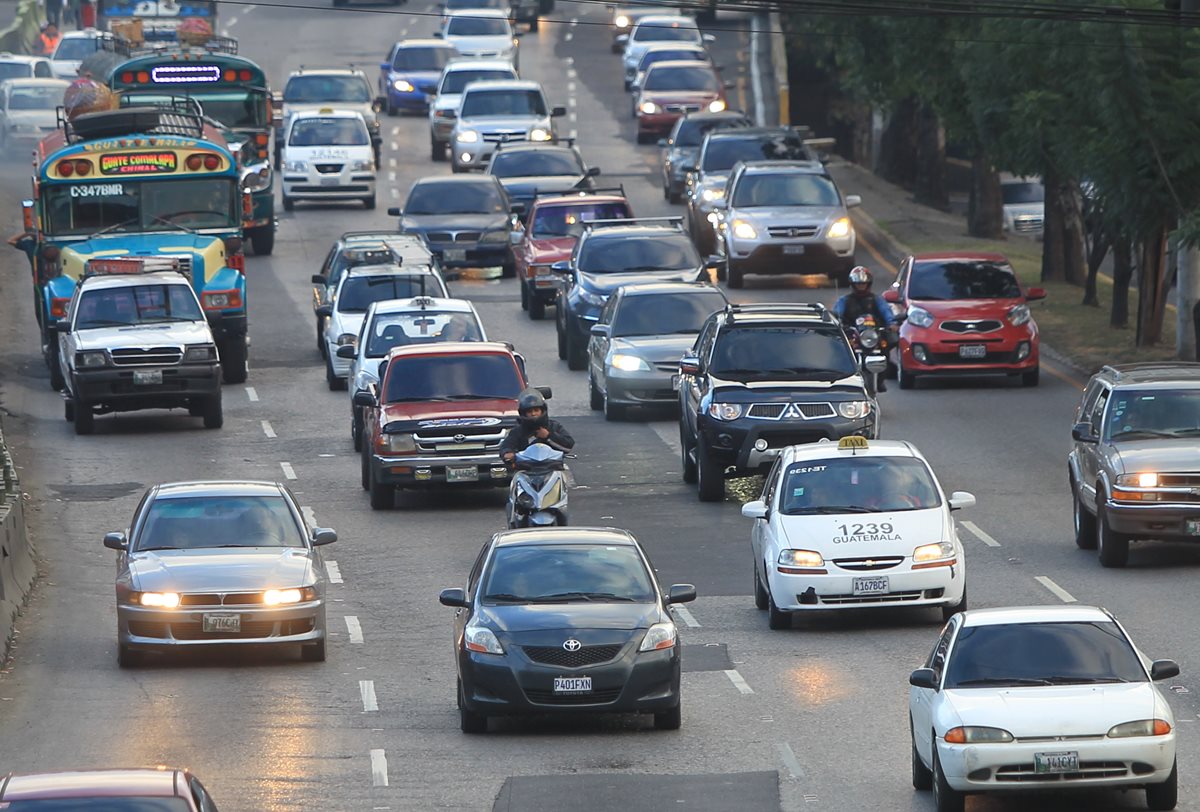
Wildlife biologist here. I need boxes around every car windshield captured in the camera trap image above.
[406,181,505,214]
[43,177,238,235]
[188,90,269,128]
[908,261,1022,300]
[578,234,699,273]
[481,544,655,603]
[702,133,811,171]
[366,310,483,356]
[780,457,941,514]
[74,284,202,328]
[633,22,699,42]
[531,202,630,238]
[392,46,455,71]
[135,495,302,551]
[289,117,369,146]
[383,353,523,402]
[1003,182,1045,205]
[447,0,504,9]
[943,621,1148,688]
[673,115,750,147]
[53,37,97,61]
[643,65,718,92]
[639,48,704,70]
[0,63,32,80]
[338,276,439,312]
[460,89,546,117]
[732,173,840,207]
[8,85,62,109]
[2,799,196,811]
[710,327,857,380]
[447,16,510,36]
[491,150,582,178]
[283,74,371,103]
[440,68,515,94]
[1106,389,1200,440]
[611,291,725,337]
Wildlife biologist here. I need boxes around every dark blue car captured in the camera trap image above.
[379,39,459,115]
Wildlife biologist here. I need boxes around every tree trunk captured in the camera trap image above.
[1083,232,1108,307]
[1111,237,1133,327]
[876,96,918,189]
[912,104,948,209]
[1136,228,1168,346]
[1060,177,1088,286]
[1041,165,1066,282]
[967,149,1003,239]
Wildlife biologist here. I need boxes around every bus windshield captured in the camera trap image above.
[43,177,238,236]
[123,90,268,129]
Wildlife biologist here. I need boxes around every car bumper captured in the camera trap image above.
[637,112,684,136]
[74,364,220,407]
[283,171,376,199]
[1103,500,1200,539]
[605,368,679,407]
[118,601,326,649]
[459,645,680,716]
[388,86,434,111]
[725,239,855,274]
[523,263,562,301]
[899,328,1039,375]
[936,734,1175,793]
[766,561,963,611]
[426,241,509,269]
[699,415,878,473]
[372,453,511,486]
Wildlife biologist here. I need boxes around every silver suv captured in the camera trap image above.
[714,161,860,288]
[449,79,565,172]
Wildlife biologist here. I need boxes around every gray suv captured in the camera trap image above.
[1068,362,1200,567]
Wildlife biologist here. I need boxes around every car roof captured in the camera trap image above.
[644,59,713,73]
[462,79,542,92]
[634,14,697,26]
[707,126,801,141]
[385,340,515,361]
[288,67,368,77]
[736,160,825,175]
[584,224,685,239]
[679,110,751,124]
[494,142,575,154]
[617,281,724,297]
[533,192,628,207]
[79,271,191,291]
[781,438,923,464]
[393,38,454,48]
[344,263,436,278]
[912,252,1010,263]
[446,8,510,17]
[640,42,706,54]
[492,527,638,547]
[413,174,500,187]
[1,769,182,800]
[959,605,1114,628]
[152,481,285,499]
[1098,362,1200,385]
[291,108,367,121]
[443,58,518,72]
[370,296,476,315]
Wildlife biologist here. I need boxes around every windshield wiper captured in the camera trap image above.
[386,397,453,403]
[150,214,197,233]
[530,591,637,602]
[134,545,183,552]
[444,394,505,400]
[483,593,530,603]
[790,505,874,514]
[1042,675,1130,684]
[92,217,140,237]
[78,319,135,328]
[1112,429,1177,439]
[764,367,852,379]
[141,316,196,323]
[712,367,762,377]
[953,677,1053,687]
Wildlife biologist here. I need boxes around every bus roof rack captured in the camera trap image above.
[581,216,684,230]
[104,33,239,56]
[59,105,206,143]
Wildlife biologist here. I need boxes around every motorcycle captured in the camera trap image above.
[505,442,573,528]
[846,313,893,397]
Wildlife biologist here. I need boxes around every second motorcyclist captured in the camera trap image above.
[833,266,897,392]
[501,388,575,463]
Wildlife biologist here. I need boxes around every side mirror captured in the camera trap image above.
[948,491,976,511]
[657,138,668,147]
[844,194,862,208]
[336,345,357,359]
[551,105,567,117]
[586,166,601,177]
[353,390,377,408]
[702,33,716,42]
[882,288,900,303]
[667,583,697,604]
[1071,422,1098,443]
[315,304,333,318]
[550,260,571,274]
[679,354,701,376]
[311,274,327,285]
[681,164,697,173]
[387,207,403,217]
[54,320,72,332]
[432,31,443,38]
[535,385,553,399]
[103,531,127,551]
[380,61,390,70]
[590,323,610,337]
[741,500,767,520]
[705,254,723,269]
[1151,659,1181,681]
[864,354,888,375]
[439,587,469,608]
[909,668,939,690]
[1026,286,1047,301]
[312,528,338,546]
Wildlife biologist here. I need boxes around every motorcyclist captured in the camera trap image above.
[833,266,896,392]
[500,388,575,464]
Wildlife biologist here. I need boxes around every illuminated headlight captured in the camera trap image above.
[383,432,417,453]
[707,401,742,421]
[609,353,650,372]
[638,621,677,652]
[838,400,871,419]
[639,101,661,115]
[1107,719,1172,738]
[615,14,630,27]
[76,350,108,368]
[393,79,415,92]
[578,289,607,307]
[778,549,824,568]
[529,127,552,142]
[944,726,1013,744]
[336,333,357,346]
[827,217,851,239]
[1117,473,1161,488]
[707,99,726,112]
[912,541,956,564]
[352,159,374,171]
[1007,303,1032,326]
[731,220,757,240]
[906,305,934,328]
[283,160,307,172]
[135,591,180,608]
[183,344,218,362]
[464,617,504,654]
[701,187,724,203]
[456,130,479,143]
[481,229,508,243]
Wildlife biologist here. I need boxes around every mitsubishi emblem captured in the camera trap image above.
[562,639,582,652]
[782,403,803,419]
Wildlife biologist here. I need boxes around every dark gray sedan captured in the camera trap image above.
[106,481,337,667]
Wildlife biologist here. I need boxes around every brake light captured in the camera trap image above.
[186,154,202,170]
[121,71,134,83]
[56,160,74,177]
[239,69,252,81]
[254,133,269,146]
[50,297,70,318]
[223,69,236,81]
[136,71,150,83]
[203,154,219,170]
[74,160,91,176]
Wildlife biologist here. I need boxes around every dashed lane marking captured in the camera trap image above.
[673,605,700,628]
[568,128,578,140]
[960,520,1000,547]
[564,31,573,41]
[776,742,805,780]
[725,669,754,694]
[360,680,378,712]
[390,141,398,151]
[1035,575,1077,603]
[391,126,400,136]
[327,561,344,584]
[245,386,259,402]
[346,616,364,644]
[388,157,397,168]
[280,462,297,480]
[568,81,576,93]
[261,420,276,438]
[387,170,396,182]
[370,749,388,786]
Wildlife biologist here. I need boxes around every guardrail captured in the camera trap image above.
[0,417,35,663]
[0,0,50,55]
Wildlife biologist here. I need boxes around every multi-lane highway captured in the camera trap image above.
[0,2,1197,810]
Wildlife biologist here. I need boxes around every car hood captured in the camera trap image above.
[479,601,661,638]
[941,683,1163,737]
[380,400,518,428]
[611,333,697,363]
[446,35,514,53]
[907,299,1023,319]
[1112,441,1200,475]
[527,236,577,262]
[641,89,720,105]
[457,114,546,133]
[580,269,702,293]
[74,319,213,352]
[730,204,845,228]
[402,213,509,233]
[778,507,947,558]
[6,109,57,128]
[1004,203,1044,217]
[501,176,587,199]
[432,92,462,113]
[129,547,315,592]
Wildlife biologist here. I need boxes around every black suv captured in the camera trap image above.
[678,303,880,501]
[554,217,715,370]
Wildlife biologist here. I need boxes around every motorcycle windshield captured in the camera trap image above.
[516,444,565,465]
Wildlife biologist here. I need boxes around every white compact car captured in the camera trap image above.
[0,78,69,153]
[440,9,519,68]
[909,605,1179,812]
[281,109,376,210]
[741,436,975,629]
[427,59,519,162]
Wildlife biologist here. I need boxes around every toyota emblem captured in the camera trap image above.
[453,434,467,443]
[562,639,582,652]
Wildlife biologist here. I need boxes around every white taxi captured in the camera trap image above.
[741,436,975,629]
[281,109,376,211]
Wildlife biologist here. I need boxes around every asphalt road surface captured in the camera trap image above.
[0,2,1198,811]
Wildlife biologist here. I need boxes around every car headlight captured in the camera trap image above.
[778,549,824,568]
[1117,473,1161,488]
[701,187,724,203]
[609,353,650,372]
[481,229,508,243]
[615,13,630,27]
[76,350,108,368]
[1007,303,1031,326]
[707,401,742,421]
[352,159,374,171]
[906,305,934,328]
[336,333,357,346]
[638,621,677,652]
[464,617,505,654]
[1107,719,1172,738]
[639,101,661,115]
[183,344,218,362]
[283,160,307,173]
[578,289,607,307]
[731,219,757,240]
[944,726,1013,744]
[134,591,181,608]
[912,541,956,565]
[263,587,317,605]
[456,130,479,143]
[529,127,552,142]
[707,99,726,112]
[393,79,415,92]
[383,432,416,453]
[827,217,851,239]
[838,400,872,419]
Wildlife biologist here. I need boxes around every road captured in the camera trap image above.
[0,2,1197,810]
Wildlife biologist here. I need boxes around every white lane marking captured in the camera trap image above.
[391,126,400,136]
[567,67,577,79]
[568,81,576,93]
[245,386,259,401]
[725,669,754,694]
[261,420,276,438]
[390,141,398,151]
[390,188,399,199]
[360,680,378,712]
[387,170,396,183]
[776,742,805,780]
[388,157,397,168]
[280,462,297,480]
[1035,576,1077,604]
[564,32,573,41]
[370,749,388,786]
[346,615,364,643]
[301,506,317,526]
[673,605,700,628]
[748,12,767,126]
[960,520,1000,548]
[327,561,344,584]
[568,128,577,140]
[566,56,574,65]
[569,16,577,24]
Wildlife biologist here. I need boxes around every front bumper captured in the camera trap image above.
[699,414,878,473]
[605,367,679,407]
[388,84,435,111]
[1104,500,1200,540]
[426,240,509,269]
[637,111,685,137]
[118,600,326,649]
[523,263,561,301]
[725,239,854,275]
[283,167,376,200]
[73,363,220,409]
[766,560,963,612]
[371,452,511,486]
[899,326,1038,375]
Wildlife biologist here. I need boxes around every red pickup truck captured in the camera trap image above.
[354,341,550,510]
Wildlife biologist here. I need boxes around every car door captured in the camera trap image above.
[1079,385,1110,499]
[910,619,956,761]
[58,287,83,393]
[680,316,716,439]
[590,293,619,386]
[753,459,783,579]
[1072,380,1104,498]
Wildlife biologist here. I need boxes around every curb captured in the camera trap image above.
[0,416,35,665]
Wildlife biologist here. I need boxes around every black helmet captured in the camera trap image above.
[517,387,548,429]
[848,266,873,291]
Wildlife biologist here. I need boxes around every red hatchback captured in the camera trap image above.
[884,252,1045,389]
[0,768,218,810]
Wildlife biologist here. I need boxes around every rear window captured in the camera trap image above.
[633,22,699,42]
[611,291,725,337]
[673,115,751,147]
[577,233,699,274]
[446,16,510,36]
[405,181,506,214]
[391,46,455,72]
[490,149,582,178]
[908,261,1022,300]
[481,544,655,603]
[711,327,856,380]
[365,310,483,356]
[701,133,810,171]
[383,353,523,402]
[440,68,515,94]
[284,74,371,103]
[639,48,705,70]
[0,62,32,80]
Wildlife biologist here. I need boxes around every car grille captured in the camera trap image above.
[128,619,314,639]
[110,347,183,367]
[663,103,702,114]
[817,590,924,605]
[746,402,837,420]
[994,761,1128,782]
[314,163,343,174]
[523,644,623,667]
[1154,473,1200,488]
[832,556,904,571]
[482,131,526,143]
[158,254,193,282]
[766,225,821,239]
[413,428,506,454]
[425,231,482,243]
[940,320,1003,334]
[757,429,831,447]
[1013,215,1044,233]
[524,687,623,705]
[178,592,270,607]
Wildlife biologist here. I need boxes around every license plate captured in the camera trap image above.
[443,248,467,263]
[320,177,339,186]
[1034,751,1079,774]
[958,344,987,359]
[852,576,889,596]
[446,465,478,483]
[133,369,162,385]
[553,676,592,694]
[1187,519,1200,536]
[783,245,806,255]
[671,374,680,390]
[202,613,241,633]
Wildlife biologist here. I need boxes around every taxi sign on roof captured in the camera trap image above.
[85,256,181,276]
[838,436,870,451]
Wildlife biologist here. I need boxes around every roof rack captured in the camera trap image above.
[57,105,206,143]
[532,184,626,199]
[582,216,684,230]
[723,302,834,323]
[83,256,185,279]
[101,34,239,57]
[494,136,576,150]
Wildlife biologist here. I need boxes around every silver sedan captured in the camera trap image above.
[105,481,337,667]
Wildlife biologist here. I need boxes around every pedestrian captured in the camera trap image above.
[35,22,61,56]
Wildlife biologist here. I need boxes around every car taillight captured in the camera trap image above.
[50,297,70,318]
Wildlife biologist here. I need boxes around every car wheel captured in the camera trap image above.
[301,637,327,662]
[73,395,94,435]
[1146,759,1178,811]
[653,702,682,731]
[360,442,370,491]
[696,442,723,502]
[911,722,933,790]
[940,585,966,622]
[766,584,790,630]
[317,319,326,356]
[282,194,295,211]
[352,409,363,452]
[667,186,680,204]
[753,565,768,610]
[250,227,275,256]
[117,643,142,668]
[898,363,918,390]
[459,681,488,734]
[680,421,697,484]
[202,390,223,429]
[529,294,546,321]
[556,308,567,360]
[64,397,74,422]
[430,136,446,162]
[48,348,65,391]
[529,16,539,31]
[220,338,248,384]
[1021,365,1040,387]
[589,374,603,411]
[603,390,624,421]
[1097,502,1130,568]
[566,327,586,370]
[520,278,529,310]
[369,463,393,510]
[326,356,347,391]
[932,748,965,812]
[726,262,744,289]
[1072,481,1097,549]
[386,98,397,117]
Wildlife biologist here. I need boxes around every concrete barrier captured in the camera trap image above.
[0,417,35,662]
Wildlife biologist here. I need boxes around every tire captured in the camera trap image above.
[667,186,680,204]
[73,395,94,435]
[220,338,248,384]
[520,278,529,310]
[529,15,539,31]
[528,294,546,320]
[250,227,275,256]
[430,136,446,162]
[363,195,376,210]
[282,194,294,211]
[767,584,790,630]
[368,464,393,510]
[1072,484,1098,550]
[753,565,768,610]
[932,749,964,812]
[1022,365,1040,387]
[301,638,327,662]
[1146,759,1178,811]
[898,364,918,390]
[556,312,567,360]
[589,374,603,411]
[352,409,363,452]
[48,345,65,391]
[386,98,397,117]
[603,391,625,421]
[190,400,208,418]
[117,644,142,668]
[360,443,370,491]
[326,356,347,391]
[940,585,966,623]
[911,726,933,790]
[696,442,723,502]
[64,397,74,422]
[202,390,223,429]
[653,702,681,730]
[727,263,744,289]
[1097,503,1130,568]
[459,681,488,734]
[636,131,653,145]
[566,327,586,371]
[501,258,517,279]
[680,421,697,484]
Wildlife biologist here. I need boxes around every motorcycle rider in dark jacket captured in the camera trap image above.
[501,388,575,463]
[833,266,897,392]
